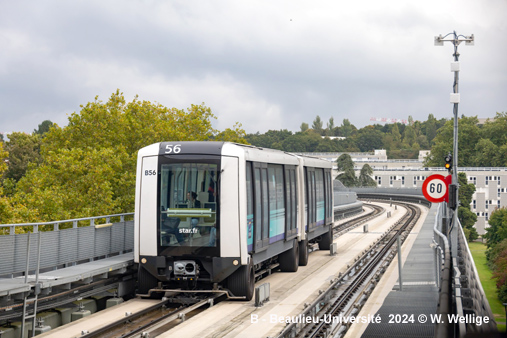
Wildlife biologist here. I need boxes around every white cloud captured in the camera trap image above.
[0,0,505,134]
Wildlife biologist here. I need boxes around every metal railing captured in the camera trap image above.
[433,203,497,337]
[0,213,134,235]
[0,213,134,278]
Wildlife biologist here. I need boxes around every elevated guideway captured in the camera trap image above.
[1,187,498,337]
[346,203,439,337]
[0,194,363,332]
[0,214,136,326]
[347,190,498,338]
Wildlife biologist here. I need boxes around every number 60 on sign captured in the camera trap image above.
[422,174,448,203]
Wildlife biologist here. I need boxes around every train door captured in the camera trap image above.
[285,166,298,239]
[253,162,270,251]
[306,167,317,230]
[324,169,333,225]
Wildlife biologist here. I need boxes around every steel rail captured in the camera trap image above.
[277,200,421,338]
[333,203,384,237]
[304,203,419,338]
[81,293,222,338]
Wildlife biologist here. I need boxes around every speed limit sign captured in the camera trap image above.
[422,174,448,203]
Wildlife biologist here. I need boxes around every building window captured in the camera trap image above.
[377,176,382,185]
[473,200,476,209]
[413,176,417,186]
[390,176,393,185]
[486,201,489,210]
[486,212,489,221]
[498,176,501,185]
[498,200,501,208]
[401,176,405,185]
[486,176,489,186]
[499,188,502,198]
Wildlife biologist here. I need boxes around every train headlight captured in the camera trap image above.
[233,260,239,266]
[185,263,195,273]
[174,263,185,273]
[141,258,147,264]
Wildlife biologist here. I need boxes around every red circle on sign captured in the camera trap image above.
[422,174,448,203]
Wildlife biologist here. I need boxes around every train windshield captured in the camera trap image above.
[159,162,218,248]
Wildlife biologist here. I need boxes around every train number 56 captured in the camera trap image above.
[165,144,182,154]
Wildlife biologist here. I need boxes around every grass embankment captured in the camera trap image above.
[468,241,505,332]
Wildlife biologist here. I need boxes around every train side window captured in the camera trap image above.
[268,164,285,241]
[325,170,332,222]
[254,167,262,244]
[291,169,298,229]
[261,168,269,246]
[268,166,277,236]
[306,168,316,229]
[305,169,309,228]
[285,167,298,238]
[246,163,254,251]
[285,169,292,235]
[315,169,325,226]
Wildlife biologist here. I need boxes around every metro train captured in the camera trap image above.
[134,141,334,300]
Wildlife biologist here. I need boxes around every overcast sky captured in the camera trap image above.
[1,0,506,136]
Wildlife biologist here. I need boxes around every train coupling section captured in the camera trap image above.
[173,260,199,279]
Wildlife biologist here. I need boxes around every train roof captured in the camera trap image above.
[138,141,332,168]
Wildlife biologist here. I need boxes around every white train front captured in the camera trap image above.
[134,142,334,300]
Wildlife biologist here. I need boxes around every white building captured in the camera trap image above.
[305,150,507,235]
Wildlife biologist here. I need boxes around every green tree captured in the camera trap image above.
[336,169,356,187]
[492,247,507,303]
[425,116,481,167]
[473,139,498,167]
[0,143,13,226]
[425,114,438,144]
[335,154,357,187]
[300,122,309,133]
[9,90,246,223]
[358,164,376,187]
[484,208,507,250]
[245,129,291,149]
[458,172,478,241]
[0,142,7,176]
[495,144,507,167]
[315,138,335,152]
[391,124,402,144]
[487,238,507,268]
[354,126,383,152]
[402,125,417,148]
[326,117,335,136]
[336,154,354,171]
[481,112,507,147]
[382,134,394,151]
[33,120,55,136]
[416,135,429,150]
[4,132,42,182]
[340,119,355,137]
[312,115,324,135]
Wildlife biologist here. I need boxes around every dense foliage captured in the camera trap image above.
[457,172,478,241]
[0,90,245,226]
[246,113,507,166]
[334,154,377,188]
[485,208,507,303]
[246,114,448,158]
[425,113,507,167]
